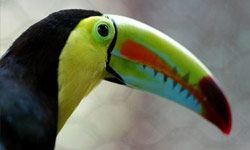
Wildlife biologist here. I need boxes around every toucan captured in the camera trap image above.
[0,9,232,149]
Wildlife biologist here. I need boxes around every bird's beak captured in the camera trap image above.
[104,15,232,135]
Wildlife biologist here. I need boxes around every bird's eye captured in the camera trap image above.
[93,19,114,42]
[97,24,109,37]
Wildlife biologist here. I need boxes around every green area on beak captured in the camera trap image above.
[105,15,232,135]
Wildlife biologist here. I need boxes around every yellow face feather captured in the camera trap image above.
[57,16,115,132]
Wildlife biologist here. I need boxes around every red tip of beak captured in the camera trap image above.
[199,76,232,135]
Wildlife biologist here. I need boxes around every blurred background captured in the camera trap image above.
[1,0,250,149]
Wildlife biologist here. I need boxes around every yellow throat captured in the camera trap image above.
[57,16,114,132]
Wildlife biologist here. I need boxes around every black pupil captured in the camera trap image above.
[98,24,109,37]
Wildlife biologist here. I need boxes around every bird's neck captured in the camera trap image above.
[0,51,59,100]
[57,61,105,132]
[57,29,106,132]
[0,52,60,137]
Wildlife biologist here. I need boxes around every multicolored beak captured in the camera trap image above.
[104,15,232,135]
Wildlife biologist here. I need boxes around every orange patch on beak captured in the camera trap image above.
[121,40,170,74]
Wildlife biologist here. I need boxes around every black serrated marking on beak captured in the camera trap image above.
[172,66,178,73]
[179,87,186,93]
[163,76,168,82]
[186,92,191,99]
[172,80,178,88]
[154,70,158,76]
[182,73,190,83]
[179,73,190,92]
[105,18,124,85]
[172,66,178,88]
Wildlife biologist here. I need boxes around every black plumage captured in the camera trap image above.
[0,9,102,150]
